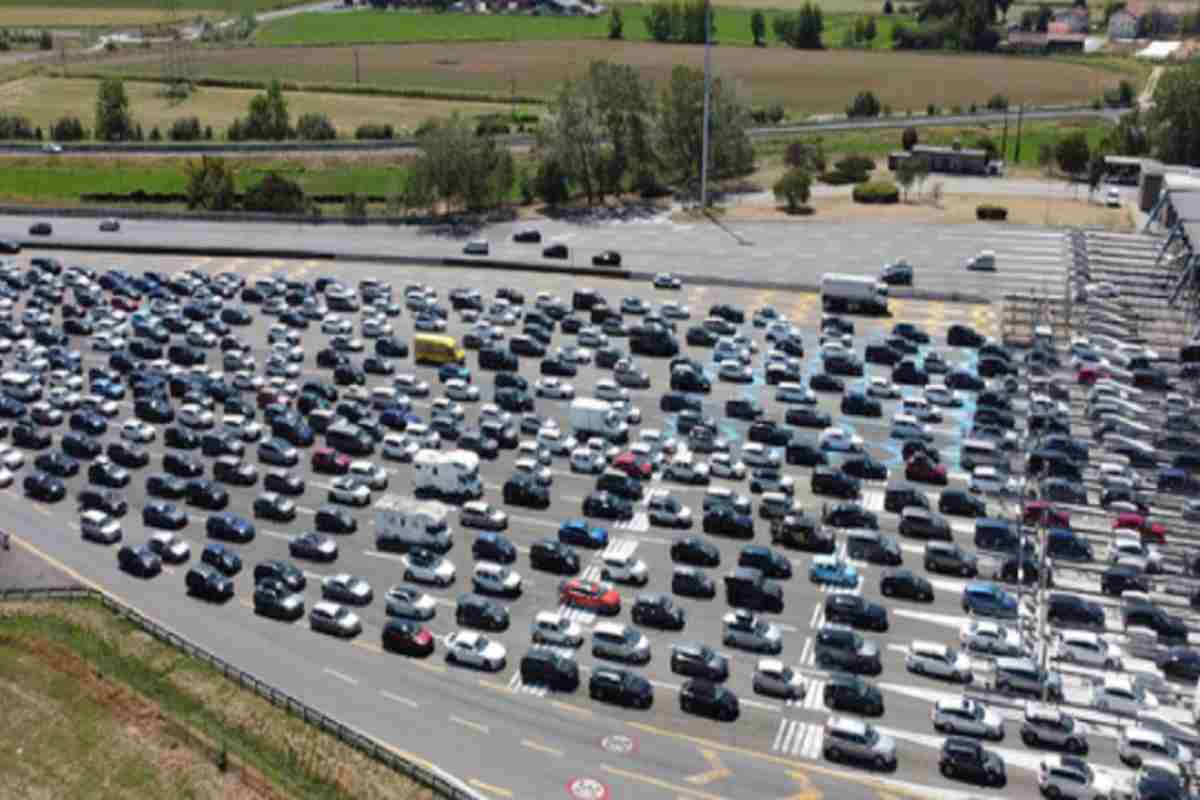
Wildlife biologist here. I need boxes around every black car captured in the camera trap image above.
[117,544,161,578]
[824,594,889,631]
[702,508,754,539]
[455,592,510,631]
[201,543,242,576]
[632,593,686,630]
[810,372,845,393]
[583,491,633,521]
[812,467,860,499]
[542,243,568,259]
[13,423,51,450]
[709,303,745,324]
[164,426,199,450]
[29,222,51,236]
[24,471,65,501]
[823,672,885,716]
[77,487,127,517]
[254,559,306,592]
[880,568,933,602]
[738,545,792,579]
[947,324,985,348]
[747,420,791,446]
[1100,564,1149,596]
[592,250,621,267]
[502,473,550,509]
[69,412,107,437]
[315,504,357,534]
[61,431,102,460]
[163,451,204,478]
[679,679,738,721]
[1048,593,1105,629]
[823,502,877,530]
[686,327,719,347]
[35,451,79,478]
[671,536,720,567]
[589,667,652,708]
[264,470,305,496]
[144,501,188,530]
[206,512,256,543]
[146,473,188,499]
[185,479,229,511]
[108,441,149,469]
[529,539,580,575]
[939,737,1005,787]
[88,459,130,488]
[1157,647,1200,682]
[672,566,716,598]
[213,457,257,487]
[939,489,987,517]
[785,407,832,430]
[186,564,234,602]
[540,355,577,377]
[841,391,883,417]
[1122,600,1188,643]
[840,455,887,481]
[472,531,517,564]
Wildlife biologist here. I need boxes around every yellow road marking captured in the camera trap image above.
[602,764,726,800]
[551,700,592,716]
[521,738,563,757]
[685,748,732,786]
[782,769,823,800]
[478,678,508,693]
[450,715,489,734]
[469,779,512,798]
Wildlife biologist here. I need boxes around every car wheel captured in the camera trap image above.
[933,720,946,733]
[873,755,888,770]
[404,570,415,582]
[941,763,954,778]
[881,583,893,596]
[826,746,840,762]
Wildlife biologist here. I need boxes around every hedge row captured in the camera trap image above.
[851,181,899,204]
[81,191,391,204]
[976,204,1008,221]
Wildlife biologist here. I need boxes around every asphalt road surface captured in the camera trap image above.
[9,213,1067,298]
[8,245,1197,800]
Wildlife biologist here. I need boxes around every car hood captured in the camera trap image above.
[857,641,879,658]
[981,708,1004,729]
[480,642,506,660]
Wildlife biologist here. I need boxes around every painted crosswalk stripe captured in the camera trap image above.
[772,719,824,759]
[507,671,548,697]
[860,489,885,513]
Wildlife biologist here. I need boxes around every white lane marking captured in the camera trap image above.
[324,668,358,685]
[381,690,419,709]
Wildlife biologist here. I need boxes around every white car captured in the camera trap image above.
[960,620,1025,657]
[594,380,629,403]
[82,395,120,417]
[46,387,81,410]
[384,585,437,620]
[925,383,964,407]
[80,510,121,544]
[1038,755,1116,800]
[394,374,430,397]
[535,377,575,400]
[92,333,125,352]
[708,453,747,480]
[121,419,156,444]
[348,460,388,491]
[472,562,522,596]
[0,466,12,488]
[1118,726,1193,768]
[382,433,420,462]
[1054,630,1121,669]
[890,414,932,442]
[905,640,972,682]
[405,423,441,450]
[931,696,1004,740]
[775,383,816,405]
[232,371,263,391]
[717,360,753,382]
[148,532,191,563]
[1105,188,1122,209]
[444,379,480,402]
[513,457,552,486]
[969,466,1018,497]
[222,414,263,442]
[740,443,781,469]
[819,426,863,453]
[570,448,605,475]
[361,317,392,338]
[1091,674,1157,715]
[265,358,299,378]
[445,631,506,671]
[577,328,608,349]
[328,476,371,506]
[459,500,507,531]
[659,301,690,319]
[178,404,214,429]
[721,610,782,653]
[0,445,24,470]
[752,658,806,700]
[402,550,456,587]
[531,610,584,647]
[322,315,352,335]
[899,397,942,423]
[322,574,374,605]
[558,345,592,364]
[663,455,710,485]
[478,404,512,427]
[537,427,576,456]
[601,553,649,586]
[309,601,362,637]
[867,376,900,399]
[414,315,446,332]
[1109,535,1162,573]
[653,272,682,289]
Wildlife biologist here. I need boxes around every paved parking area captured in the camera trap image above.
[6,243,1199,800]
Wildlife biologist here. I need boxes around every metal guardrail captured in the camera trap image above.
[0,585,484,800]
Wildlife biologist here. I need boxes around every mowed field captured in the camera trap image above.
[0,0,304,26]
[0,77,523,136]
[92,40,1121,115]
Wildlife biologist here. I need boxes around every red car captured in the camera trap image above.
[381,620,434,657]
[559,578,621,615]
[1023,501,1069,528]
[612,451,653,479]
[1113,512,1167,544]
[312,447,350,475]
[1076,366,1110,386]
[111,295,140,312]
[905,454,948,485]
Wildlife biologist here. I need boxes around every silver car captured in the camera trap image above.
[722,610,782,653]
[384,585,437,620]
[931,696,1004,740]
[531,610,584,647]
[905,640,973,683]
[823,716,896,770]
[309,601,362,638]
[752,658,805,700]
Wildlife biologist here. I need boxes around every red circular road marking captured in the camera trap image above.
[600,733,638,755]
[567,777,609,800]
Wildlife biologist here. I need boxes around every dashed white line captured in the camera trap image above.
[381,690,419,709]
[324,668,358,685]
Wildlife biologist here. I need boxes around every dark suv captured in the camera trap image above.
[631,593,686,630]
[939,736,1005,787]
[1047,593,1105,629]
[519,647,579,691]
[529,539,580,575]
[670,642,729,681]
[812,467,860,499]
[456,593,510,631]
[589,667,653,708]
[1123,600,1189,643]
[814,624,882,674]
[823,594,888,631]
[823,672,884,716]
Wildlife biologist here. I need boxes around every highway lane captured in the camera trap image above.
[3,213,1069,299]
[5,247,1193,800]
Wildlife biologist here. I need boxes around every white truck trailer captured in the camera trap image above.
[374,495,452,554]
[413,449,484,502]
[821,273,889,315]
[569,398,629,444]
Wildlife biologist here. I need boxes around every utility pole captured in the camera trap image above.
[1000,110,1009,165]
[699,0,712,209]
[1013,104,1024,165]
[354,48,360,85]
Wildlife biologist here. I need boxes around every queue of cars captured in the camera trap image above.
[5,247,1200,798]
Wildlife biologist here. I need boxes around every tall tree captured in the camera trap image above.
[541,79,604,205]
[94,77,135,142]
[1056,130,1090,195]
[656,65,755,196]
[751,9,766,45]
[1148,60,1200,166]
[183,155,235,211]
[241,79,290,141]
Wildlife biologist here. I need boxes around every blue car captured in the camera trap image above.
[438,364,471,384]
[961,581,1019,619]
[809,555,859,588]
[558,518,609,549]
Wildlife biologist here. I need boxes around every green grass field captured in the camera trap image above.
[258,6,897,49]
[0,0,300,10]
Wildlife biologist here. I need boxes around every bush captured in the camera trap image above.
[852,180,899,204]
[204,125,213,140]
[835,154,875,174]
[242,171,306,213]
[976,204,1008,220]
[749,105,786,125]
[296,112,336,141]
[901,126,918,151]
[50,116,85,142]
[475,113,511,136]
[846,90,881,119]
[38,30,52,50]
[169,116,203,142]
[986,93,1009,111]
[149,126,162,141]
[344,192,368,222]
[926,103,938,116]
[355,122,395,140]
[773,166,812,213]
[883,0,893,12]
[0,113,34,140]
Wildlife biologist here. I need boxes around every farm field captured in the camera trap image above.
[0,77,524,138]
[0,0,303,26]
[89,40,1123,116]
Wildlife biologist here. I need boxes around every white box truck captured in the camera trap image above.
[413,449,484,502]
[569,398,629,444]
[374,495,453,554]
[821,273,889,315]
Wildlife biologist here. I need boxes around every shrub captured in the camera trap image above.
[149,126,162,141]
[852,180,899,204]
[242,171,306,213]
[296,112,336,141]
[50,116,85,142]
[38,30,52,50]
[169,116,203,142]
[355,122,395,140]
[773,166,812,213]
[836,154,875,174]
[986,93,1009,111]
[475,113,511,136]
[0,113,34,140]
[344,192,368,222]
[901,126,918,151]
[883,0,893,12]
[204,125,213,140]
[846,90,881,119]
[976,204,1008,220]
[749,105,786,125]
[926,103,938,116]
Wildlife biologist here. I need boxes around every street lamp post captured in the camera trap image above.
[699,0,712,209]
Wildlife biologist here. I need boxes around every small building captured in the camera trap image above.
[1108,9,1138,40]
[889,145,990,176]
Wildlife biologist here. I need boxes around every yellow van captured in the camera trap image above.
[414,334,465,366]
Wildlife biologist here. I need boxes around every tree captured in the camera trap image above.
[1148,61,1200,165]
[657,65,755,197]
[533,156,570,205]
[1087,153,1106,200]
[773,2,824,48]
[1104,106,1149,157]
[996,0,1010,20]
[751,9,766,45]
[883,0,894,13]
[895,157,918,200]
[773,167,812,213]
[609,7,624,39]
[846,90,881,119]
[911,155,930,198]
[853,16,865,42]
[399,157,436,214]
[296,112,337,141]
[413,113,513,211]
[901,125,918,150]
[863,15,877,42]
[239,79,290,141]
[94,77,135,142]
[243,172,306,213]
[183,156,236,211]
[784,137,826,172]
[1056,131,1090,193]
